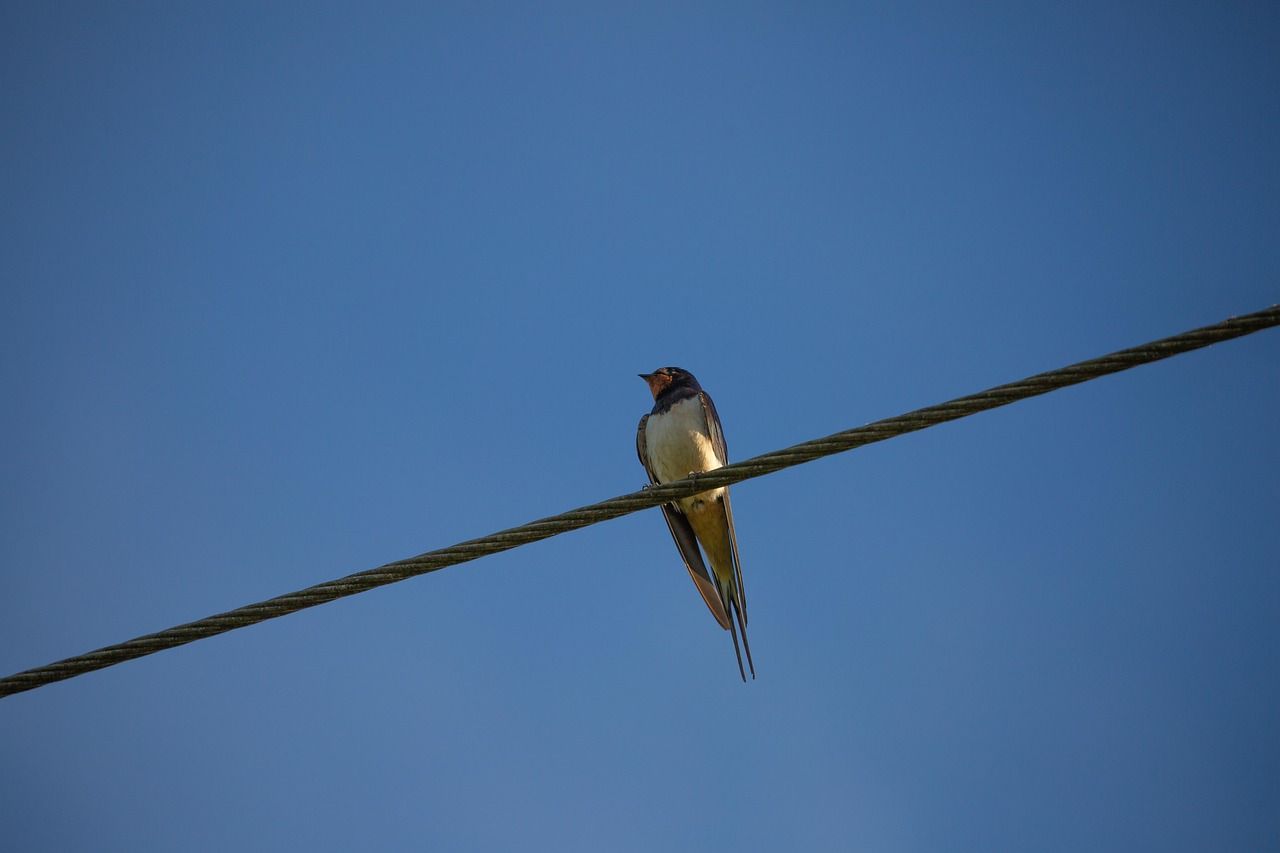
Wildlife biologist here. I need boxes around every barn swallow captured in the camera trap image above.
[637,367,754,681]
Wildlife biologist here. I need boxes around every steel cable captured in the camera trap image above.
[2,305,1276,698]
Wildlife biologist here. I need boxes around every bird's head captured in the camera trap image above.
[639,366,700,401]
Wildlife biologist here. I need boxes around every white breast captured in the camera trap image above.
[645,396,725,486]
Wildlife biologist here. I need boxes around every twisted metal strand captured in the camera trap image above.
[2,305,1276,698]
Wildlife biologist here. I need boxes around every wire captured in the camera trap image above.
[2,305,1277,699]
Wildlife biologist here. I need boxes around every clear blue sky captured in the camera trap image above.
[2,3,1277,850]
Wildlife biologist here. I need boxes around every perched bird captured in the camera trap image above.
[636,367,754,680]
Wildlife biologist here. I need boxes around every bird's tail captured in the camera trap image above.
[726,587,755,682]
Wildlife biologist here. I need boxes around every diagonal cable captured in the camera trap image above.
[2,305,1277,699]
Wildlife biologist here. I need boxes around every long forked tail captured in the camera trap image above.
[726,595,755,682]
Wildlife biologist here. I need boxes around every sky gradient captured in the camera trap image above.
[2,3,1278,851]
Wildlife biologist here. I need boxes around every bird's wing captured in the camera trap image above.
[637,413,731,630]
[698,391,747,624]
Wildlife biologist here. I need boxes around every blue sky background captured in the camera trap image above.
[2,3,1277,850]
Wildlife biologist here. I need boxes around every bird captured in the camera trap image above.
[636,367,754,680]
